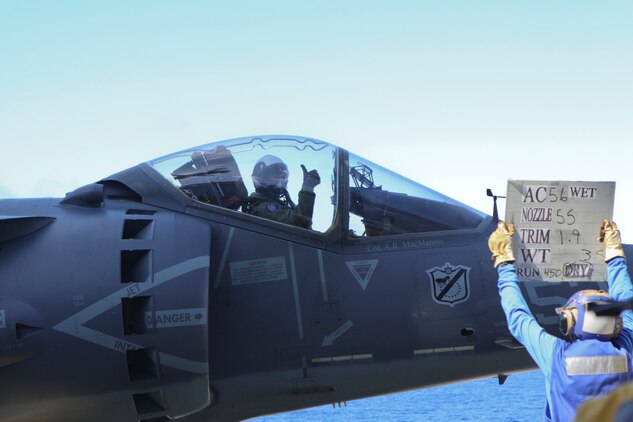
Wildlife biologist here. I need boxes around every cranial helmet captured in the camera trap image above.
[252,155,289,195]
[558,289,623,341]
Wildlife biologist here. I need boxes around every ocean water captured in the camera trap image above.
[252,371,545,421]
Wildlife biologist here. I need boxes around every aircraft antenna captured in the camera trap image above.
[486,188,506,221]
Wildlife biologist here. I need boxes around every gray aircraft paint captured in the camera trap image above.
[1,134,630,422]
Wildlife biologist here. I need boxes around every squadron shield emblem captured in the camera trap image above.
[426,263,471,307]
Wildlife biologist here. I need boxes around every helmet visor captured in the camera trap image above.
[261,164,289,189]
[581,305,617,336]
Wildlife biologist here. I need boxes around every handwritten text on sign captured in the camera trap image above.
[505,181,615,282]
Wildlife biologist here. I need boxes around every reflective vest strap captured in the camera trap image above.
[565,355,629,376]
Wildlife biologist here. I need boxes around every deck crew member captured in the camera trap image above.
[489,220,633,421]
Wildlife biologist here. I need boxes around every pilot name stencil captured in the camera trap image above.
[427,263,471,307]
[146,308,207,329]
[366,239,444,253]
[230,256,288,286]
[506,180,615,282]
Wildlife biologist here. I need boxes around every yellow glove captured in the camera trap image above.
[488,221,516,268]
[599,219,625,262]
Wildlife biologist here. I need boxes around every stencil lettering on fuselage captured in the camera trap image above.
[230,256,288,286]
[345,260,378,290]
[52,256,210,374]
[427,263,471,307]
[146,308,207,329]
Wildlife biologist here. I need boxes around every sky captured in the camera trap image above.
[1,1,632,241]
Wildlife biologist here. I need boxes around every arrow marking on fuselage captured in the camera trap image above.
[52,256,210,374]
[321,320,354,346]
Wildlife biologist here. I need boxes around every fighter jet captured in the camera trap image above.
[1,135,631,421]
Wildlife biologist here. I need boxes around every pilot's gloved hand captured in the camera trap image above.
[301,165,321,193]
[488,221,516,268]
[599,219,625,262]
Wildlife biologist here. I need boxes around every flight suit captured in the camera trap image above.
[246,190,316,229]
[498,257,633,422]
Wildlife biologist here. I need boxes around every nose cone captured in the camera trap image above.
[0,296,46,368]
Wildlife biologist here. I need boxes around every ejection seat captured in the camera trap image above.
[171,145,249,211]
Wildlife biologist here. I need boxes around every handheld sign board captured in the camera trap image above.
[505,181,615,282]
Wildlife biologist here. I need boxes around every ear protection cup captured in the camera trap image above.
[613,314,623,338]
[559,308,577,337]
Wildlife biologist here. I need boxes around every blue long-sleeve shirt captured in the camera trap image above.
[497,257,633,413]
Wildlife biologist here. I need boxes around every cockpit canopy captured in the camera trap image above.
[148,135,486,235]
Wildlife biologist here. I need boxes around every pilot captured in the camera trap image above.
[488,220,633,422]
[246,155,320,229]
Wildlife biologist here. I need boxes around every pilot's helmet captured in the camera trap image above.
[252,155,289,195]
[558,289,623,341]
